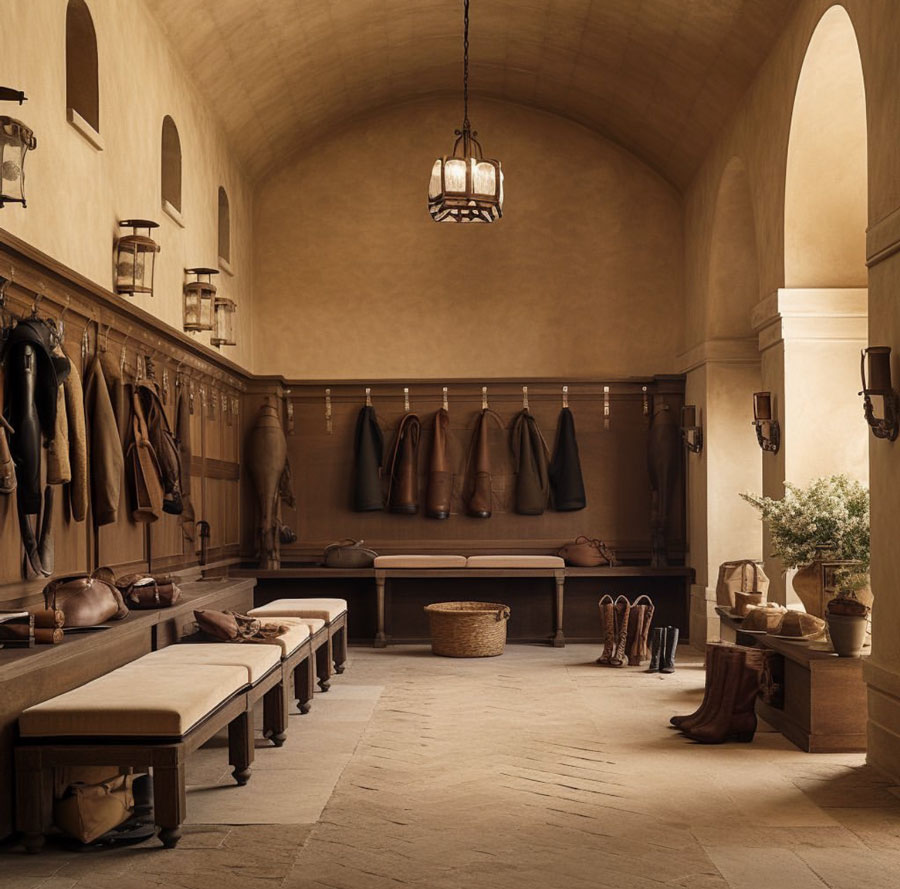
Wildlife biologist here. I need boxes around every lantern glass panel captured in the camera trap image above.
[211,297,236,347]
[183,287,202,330]
[444,158,467,193]
[473,160,496,196]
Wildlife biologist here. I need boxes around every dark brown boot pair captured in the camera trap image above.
[669,643,769,743]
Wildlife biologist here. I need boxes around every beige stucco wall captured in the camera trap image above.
[252,98,684,380]
[0,0,254,368]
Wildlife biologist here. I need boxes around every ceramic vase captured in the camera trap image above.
[826,612,868,657]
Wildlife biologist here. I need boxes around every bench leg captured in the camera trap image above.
[375,576,387,647]
[263,680,289,747]
[228,711,254,785]
[334,617,348,674]
[553,576,566,647]
[15,747,50,854]
[153,763,186,849]
[316,639,332,692]
[295,655,314,714]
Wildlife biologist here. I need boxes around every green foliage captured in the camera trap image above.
[740,475,869,570]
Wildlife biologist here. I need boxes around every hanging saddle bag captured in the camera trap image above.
[126,392,164,523]
[115,573,181,609]
[557,536,617,567]
[324,538,378,568]
[43,569,129,627]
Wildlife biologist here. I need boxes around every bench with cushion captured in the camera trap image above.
[249,598,348,688]
[372,555,567,647]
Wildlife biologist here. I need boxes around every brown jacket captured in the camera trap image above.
[62,350,87,521]
[84,355,124,526]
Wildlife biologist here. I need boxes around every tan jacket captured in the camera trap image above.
[84,355,124,526]
[63,352,88,522]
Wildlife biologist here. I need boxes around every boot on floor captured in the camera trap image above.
[670,642,727,728]
[661,626,678,674]
[683,647,768,744]
[609,595,631,667]
[647,627,665,673]
[596,595,616,665]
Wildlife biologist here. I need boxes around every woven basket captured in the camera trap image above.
[424,601,511,658]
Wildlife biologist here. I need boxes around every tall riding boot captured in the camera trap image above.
[467,410,493,518]
[426,408,451,519]
[609,596,631,667]
[647,627,665,673]
[661,626,679,674]
[671,643,727,729]
[684,647,767,744]
[595,596,616,665]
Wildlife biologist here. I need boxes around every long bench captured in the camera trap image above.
[373,555,566,647]
[15,617,321,851]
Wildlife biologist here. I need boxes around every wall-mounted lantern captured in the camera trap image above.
[681,405,703,453]
[183,267,217,333]
[115,219,160,297]
[210,296,236,348]
[860,346,899,441]
[0,88,37,208]
[752,391,780,453]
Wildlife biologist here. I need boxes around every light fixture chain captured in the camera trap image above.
[463,0,470,133]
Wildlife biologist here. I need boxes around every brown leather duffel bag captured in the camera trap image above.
[115,573,181,609]
[43,568,129,627]
[558,536,617,567]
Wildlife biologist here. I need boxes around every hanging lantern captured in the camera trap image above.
[428,0,503,223]
[0,88,37,209]
[183,267,217,333]
[115,219,160,297]
[211,296,236,348]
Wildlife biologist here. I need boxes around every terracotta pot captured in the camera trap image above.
[792,562,825,618]
[826,612,868,657]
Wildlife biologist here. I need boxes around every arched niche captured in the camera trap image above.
[66,0,99,132]
[161,116,182,213]
[708,157,759,339]
[784,5,867,288]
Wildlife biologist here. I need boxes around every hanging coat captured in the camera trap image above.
[549,407,586,511]
[426,408,451,519]
[510,409,550,515]
[175,384,195,542]
[45,380,70,485]
[386,413,421,515]
[353,405,384,511]
[101,352,131,451]
[465,408,503,518]
[63,350,88,522]
[84,355,124,526]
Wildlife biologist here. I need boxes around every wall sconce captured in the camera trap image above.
[752,391,780,453]
[115,220,160,297]
[210,296,236,348]
[0,88,37,208]
[681,405,703,453]
[860,346,899,441]
[183,267,217,333]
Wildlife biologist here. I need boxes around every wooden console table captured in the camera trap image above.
[717,608,867,753]
[0,577,255,840]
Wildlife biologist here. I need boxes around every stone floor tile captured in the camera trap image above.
[705,846,829,889]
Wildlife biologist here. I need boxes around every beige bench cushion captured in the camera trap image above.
[465,555,565,569]
[267,618,311,656]
[374,555,467,568]
[249,598,347,622]
[20,664,247,738]
[139,643,281,684]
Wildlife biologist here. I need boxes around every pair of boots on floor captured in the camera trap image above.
[596,594,654,667]
[670,642,770,744]
[647,626,678,674]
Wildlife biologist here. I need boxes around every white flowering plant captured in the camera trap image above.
[740,475,869,571]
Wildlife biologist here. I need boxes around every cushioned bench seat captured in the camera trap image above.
[374,555,467,568]
[138,643,281,684]
[19,663,248,739]
[249,600,348,687]
[465,555,565,569]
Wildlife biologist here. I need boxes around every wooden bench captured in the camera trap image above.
[373,555,566,647]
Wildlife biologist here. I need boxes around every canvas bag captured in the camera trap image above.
[715,560,769,608]
[54,771,135,844]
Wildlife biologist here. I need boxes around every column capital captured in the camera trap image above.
[752,288,867,352]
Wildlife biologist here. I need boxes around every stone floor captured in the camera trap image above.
[4,644,900,889]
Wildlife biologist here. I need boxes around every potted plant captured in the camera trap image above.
[825,573,871,657]
[740,476,870,618]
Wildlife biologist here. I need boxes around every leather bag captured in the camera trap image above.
[126,391,164,523]
[195,610,287,644]
[386,413,421,514]
[54,771,135,844]
[324,538,378,568]
[557,536,617,567]
[43,569,129,627]
[115,573,181,609]
[715,559,769,608]
[510,409,550,515]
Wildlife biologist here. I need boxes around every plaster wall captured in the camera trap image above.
[0,0,254,368]
[252,98,684,380]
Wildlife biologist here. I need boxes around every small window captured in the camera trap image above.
[161,115,182,216]
[66,0,100,133]
[218,187,231,264]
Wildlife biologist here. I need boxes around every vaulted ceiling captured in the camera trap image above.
[145,0,797,189]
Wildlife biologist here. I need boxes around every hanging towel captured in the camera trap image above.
[353,405,384,511]
[549,406,586,511]
[510,409,550,515]
[84,355,124,526]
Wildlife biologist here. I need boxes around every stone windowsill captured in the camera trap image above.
[162,199,185,228]
[67,108,104,151]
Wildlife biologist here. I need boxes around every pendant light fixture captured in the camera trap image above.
[428,0,503,223]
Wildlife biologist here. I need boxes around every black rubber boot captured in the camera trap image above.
[648,627,665,673]
[661,626,679,674]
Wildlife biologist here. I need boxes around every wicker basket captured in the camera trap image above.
[424,601,511,657]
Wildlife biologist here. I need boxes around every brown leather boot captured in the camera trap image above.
[467,409,496,518]
[387,414,421,515]
[683,647,768,744]
[671,643,728,729]
[426,408,451,519]
[609,596,631,667]
[595,595,616,665]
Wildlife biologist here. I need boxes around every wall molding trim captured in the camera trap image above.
[678,337,760,374]
[867,205,900,268]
